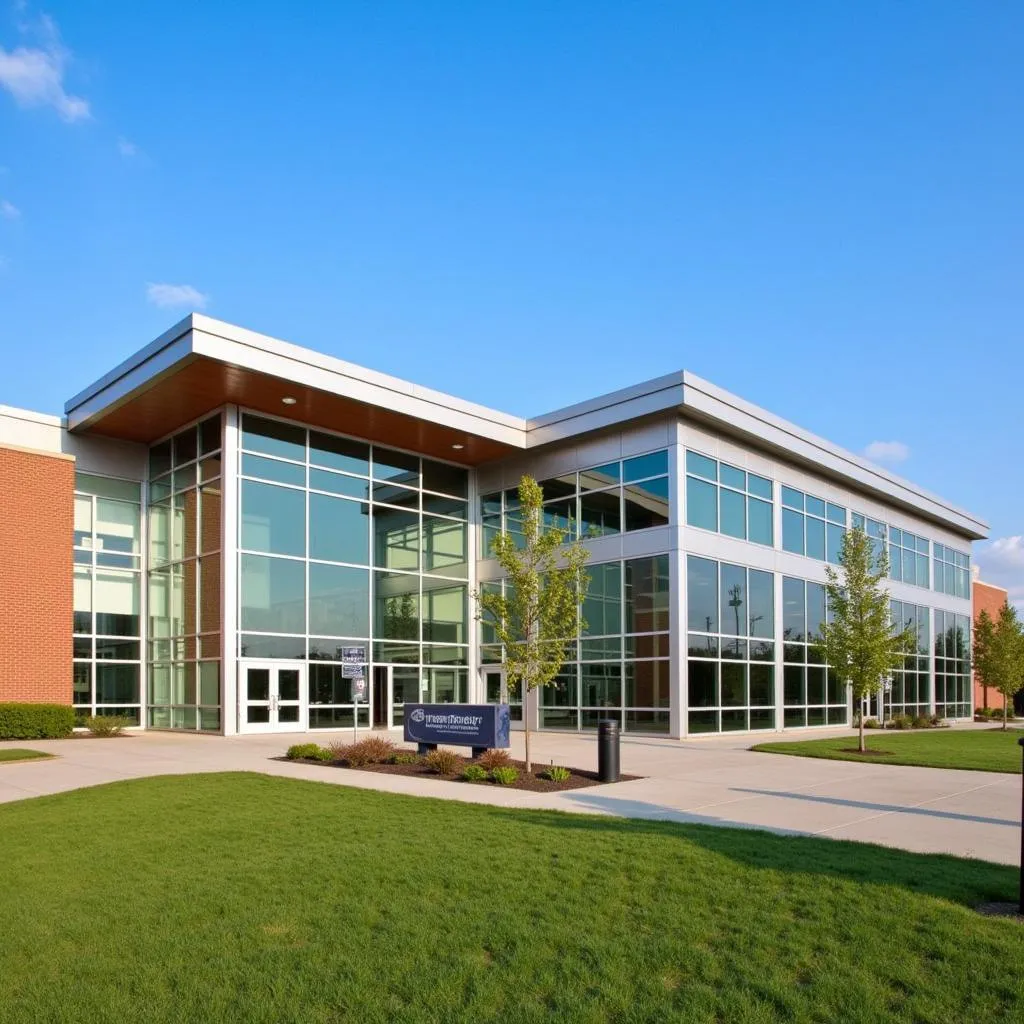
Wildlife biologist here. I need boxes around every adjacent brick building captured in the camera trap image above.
[972,575,1012,711]
[0,443,75,703]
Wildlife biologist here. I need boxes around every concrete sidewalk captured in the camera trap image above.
[1,726,1020,866]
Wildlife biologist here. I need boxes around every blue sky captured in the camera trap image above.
[1,2,1021,599]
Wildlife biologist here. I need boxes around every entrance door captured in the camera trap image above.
[372,666,390,728]
[483,666,522,724]
[242,662,306,732]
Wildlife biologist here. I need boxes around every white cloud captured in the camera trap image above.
[975,536,1024,610]
[146,282,209,309]
[863,440,910,464]
[0,199,18,219]
[117,137,138,157]
[0,13,90,122]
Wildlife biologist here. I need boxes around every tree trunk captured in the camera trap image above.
[859,706,866,752]
[1003,702,1008,731]
[524,691,532,773]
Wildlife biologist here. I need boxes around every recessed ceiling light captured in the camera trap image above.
[281,396,297,406]
[451,443,465,450]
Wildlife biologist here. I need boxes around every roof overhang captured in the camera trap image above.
[65,315,528,465]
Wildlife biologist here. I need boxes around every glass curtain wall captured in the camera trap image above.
[686,556,777,732]
[780,487,846,563]
[534,555,671,733]
[781,577,847,727]
[889,601,931,718]
[934,610,971,718]
[147,415,223,730]
[888,527,930,588]
[73,474,143,723]
[933,546,971,599]
[238,413,469,728]
[685,452,773,546]
[480,450,670,557]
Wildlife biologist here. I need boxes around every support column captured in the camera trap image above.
[221,405,240,736]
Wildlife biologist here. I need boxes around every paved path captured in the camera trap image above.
[1,726,1020,865]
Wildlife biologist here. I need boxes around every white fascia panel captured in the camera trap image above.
[681,373,988,541]
[65,329,196,431]
[524,374,685,448]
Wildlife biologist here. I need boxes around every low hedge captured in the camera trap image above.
[0,703,76,740]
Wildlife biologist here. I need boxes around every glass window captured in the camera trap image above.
[782,508,804,555]
[421,580,467,645]
[623,450,668,481]
[584,562,622,636]
[748,570,774,639]
[309,494,369,565]
[241,481,305,557]
[422,516,467,577]
[374,572,420,640]
[686,476,717,531]
[579,489,621,537]
[94,571,140,636]
[719,488,745,539]
[373,507,419,570]
[422,460,468,498]
[720,563,746,637]
[687,556,718,633]
[579,463,620,490]
[686,451,717,480]
[241,414,305,462]
[373,447,419,484]
[625,555,669,633]
[309,468,369,499]
[309,563,369,637]
[242,453,305,486]
[240,554,305,634]
[783,576,805,641]
[310,431,369,475]
[720,464,745,490]
[748,498,772,546]
[624,477,669,531]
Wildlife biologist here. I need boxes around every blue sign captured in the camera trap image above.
[404,704,511,750]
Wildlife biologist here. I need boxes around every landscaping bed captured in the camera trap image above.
[282,737,638,792]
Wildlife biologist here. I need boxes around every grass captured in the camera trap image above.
[752,727,1024,773]
[0,748,54,764]
[0,774,1022,1023]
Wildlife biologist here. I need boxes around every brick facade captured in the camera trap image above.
[972,579,1010,711]
[0,444,75,703]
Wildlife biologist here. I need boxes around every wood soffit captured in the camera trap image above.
[77,355,518,465]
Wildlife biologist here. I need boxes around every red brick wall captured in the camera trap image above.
[973,579,1010,710]
[0,445,74,703]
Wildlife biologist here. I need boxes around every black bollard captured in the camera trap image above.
[1019,737,1024,916]
[598,719,620,783]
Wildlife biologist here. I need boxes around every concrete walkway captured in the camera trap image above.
[1,726,1020,866]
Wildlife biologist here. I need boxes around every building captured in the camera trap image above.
[971,570,1011,712]
[0,315,988,737]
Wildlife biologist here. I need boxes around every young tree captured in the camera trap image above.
[973,602,1024,730]
[476,476,590,773]
[818,526,915,752]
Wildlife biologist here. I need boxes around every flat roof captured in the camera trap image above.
[64,314,988,539]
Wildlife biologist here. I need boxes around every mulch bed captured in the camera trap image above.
[280,753,639,793]
[976,902,1023,921]
[839,748,894,756]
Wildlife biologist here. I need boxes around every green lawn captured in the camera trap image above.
[0,774,1021,1023]
[752,727,1024,773]
[0,748,54,764]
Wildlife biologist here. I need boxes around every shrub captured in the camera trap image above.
[390,751,421,765]
[336,737,397,767]
[913,714,932,730]
[424,749,461,775]
[476,748,512,771]
[461,764,489,782]
[286,743,325,760]
[0,703,75,740]
[863,718,880,729]
[930,713,944,727]
[542,765,571,782]
[888,714,913,731]
[83,715,130,737]
[491,766,519,786]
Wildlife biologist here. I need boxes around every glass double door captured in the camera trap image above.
[242,661,306,732]
[371,665,423,728]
